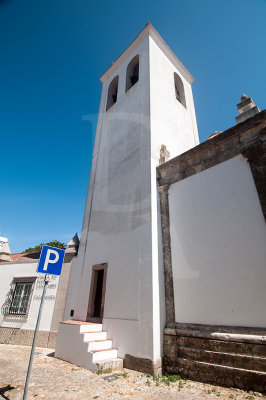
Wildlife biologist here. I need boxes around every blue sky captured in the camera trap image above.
[1,0,265,253]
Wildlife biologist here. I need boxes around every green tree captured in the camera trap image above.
[24,240,67,253]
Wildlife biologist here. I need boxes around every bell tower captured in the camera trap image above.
[59,23,199,373]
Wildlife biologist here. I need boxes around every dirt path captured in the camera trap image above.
[0,344,264,400]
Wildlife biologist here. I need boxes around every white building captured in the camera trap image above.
[0,235,79,347]
[53,24,266,391]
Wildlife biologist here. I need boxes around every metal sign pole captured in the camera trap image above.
[22,274,49,400]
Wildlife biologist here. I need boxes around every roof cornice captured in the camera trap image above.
[100,23,194,84]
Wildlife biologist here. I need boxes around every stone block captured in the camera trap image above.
[36,331,49,347]
[8,328,32,346]
[47,331,57,349]
[0,327,14,344]
[124,354,162,376]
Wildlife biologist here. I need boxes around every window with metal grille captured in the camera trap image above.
[9,281,34,316]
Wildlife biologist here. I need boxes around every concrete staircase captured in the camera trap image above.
[55,320,123,372]
[164,325,266,393]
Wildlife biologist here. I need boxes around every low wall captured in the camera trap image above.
[0,327,57,348]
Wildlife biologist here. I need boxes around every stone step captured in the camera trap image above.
[86,340,113,351]
[56,320,121,372]
[178,346,266,373]
[80,324,102,333]
[96,358,123,372]
[177,335,266,357]
[92,348,118,362]
[83,331,107,341]
[176,358,266,393]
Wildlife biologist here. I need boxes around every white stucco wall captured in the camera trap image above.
[149,35,199,162]
[169,155,266,327]
[0,262,59,331]
[63,29,199,364]
[148,34,199,358]
[65,35,156,361]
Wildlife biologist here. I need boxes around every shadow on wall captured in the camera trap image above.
[89,115,152,234]
[107,117,149,206]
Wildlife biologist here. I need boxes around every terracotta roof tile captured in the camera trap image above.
[9,251,41,262]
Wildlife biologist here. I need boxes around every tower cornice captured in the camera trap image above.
[99,22,194,84]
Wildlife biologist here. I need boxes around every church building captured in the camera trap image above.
[55,23,266,392]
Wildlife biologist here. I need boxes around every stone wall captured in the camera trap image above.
[163,325,266,393]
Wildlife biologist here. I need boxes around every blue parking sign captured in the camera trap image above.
[37,245,65,275]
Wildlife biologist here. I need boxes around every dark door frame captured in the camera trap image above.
[86,263,108,323]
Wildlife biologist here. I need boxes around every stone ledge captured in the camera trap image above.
[176,335,266,357]
[174,322,266,335]
[164,325,266,345]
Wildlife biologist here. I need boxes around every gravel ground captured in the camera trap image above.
[0,344,265,400]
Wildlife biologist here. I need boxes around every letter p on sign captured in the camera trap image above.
[37,245,65,276]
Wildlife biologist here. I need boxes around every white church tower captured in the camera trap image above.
[55,23,199,374]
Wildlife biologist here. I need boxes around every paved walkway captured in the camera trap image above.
[0,344,264,400]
